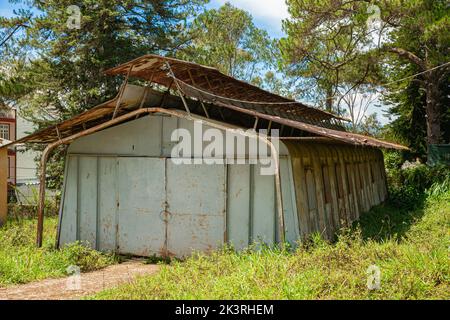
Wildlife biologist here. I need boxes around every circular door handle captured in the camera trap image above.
[159,210,172,222]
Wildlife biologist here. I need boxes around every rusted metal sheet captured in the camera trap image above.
[3,78,407,151]
[283,140,388,240]
[104,54,345,123]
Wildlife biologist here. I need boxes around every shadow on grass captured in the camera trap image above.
[354,196,426,242]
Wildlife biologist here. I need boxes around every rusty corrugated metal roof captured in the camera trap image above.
[2,55,408,150]
[104,54,349,127]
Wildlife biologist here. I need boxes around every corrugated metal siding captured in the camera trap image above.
[283,141,387,240]
[279,156,300,244]
[59,114,388,256]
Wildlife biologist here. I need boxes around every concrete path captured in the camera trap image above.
[0,260,159,300]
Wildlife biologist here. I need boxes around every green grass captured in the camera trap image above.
[92,183,450,300]
[0,216,116,287]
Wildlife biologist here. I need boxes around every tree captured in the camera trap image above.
[4,0,205,123]
[280,0,379,111]
[0,17,28,106]
[1,0,205,187]
[280,0,450,160]
[383,63,450,161]
[177,2,274,83]
[357,112,382,137]
[339,86,379,132]
[381,0,449,150]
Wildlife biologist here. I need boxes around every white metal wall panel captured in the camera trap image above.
[59,155,78,245]
[59,115,303,256]
[97,157,118,251]
[279,157,300,244]
[162,116,179,156]
[68,116,162,156]
[78,156,98,248]
[251,164,276,244]
[226,165,251,250]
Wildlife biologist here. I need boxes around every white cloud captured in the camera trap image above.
[216,0,289,20]
[209,0,289,37]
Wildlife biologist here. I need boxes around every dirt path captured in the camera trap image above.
[0,260,159,300]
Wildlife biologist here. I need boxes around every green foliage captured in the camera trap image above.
[386,163,450,209]
[63,241,115,272]
[383,63,450,160]
[0,216,115,286]
[91,186,450,300]
[145,254,176,265]
[280,0,379,111]
[177,3,275,84]
[380,0,450,153]
[383,150,405,171]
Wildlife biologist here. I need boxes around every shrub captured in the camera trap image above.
[62,242,116,272]
[384,150,405,171]
[386,164,450,209]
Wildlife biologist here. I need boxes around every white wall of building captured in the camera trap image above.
[16,112,39,185]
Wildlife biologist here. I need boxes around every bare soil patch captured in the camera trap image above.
[0,260,159,300]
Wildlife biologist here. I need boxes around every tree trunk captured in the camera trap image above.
[425,73,441,159]
[325,86,333,112]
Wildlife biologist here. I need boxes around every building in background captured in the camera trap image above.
[0,108,16,190]
[0,106,39,202]
[0,138,11,225]
[16,112,39,184]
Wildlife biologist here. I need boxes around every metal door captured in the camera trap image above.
[165,161,226,257]
[117,157,226,257]
[117,157,166,256]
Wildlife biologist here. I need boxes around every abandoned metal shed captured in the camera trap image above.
[2,55,407,257]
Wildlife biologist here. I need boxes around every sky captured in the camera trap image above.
[0,0,26,18]
[0,0,389,124]
[207,0,288,38]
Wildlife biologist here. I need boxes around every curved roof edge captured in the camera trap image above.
[1,84,408,151]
